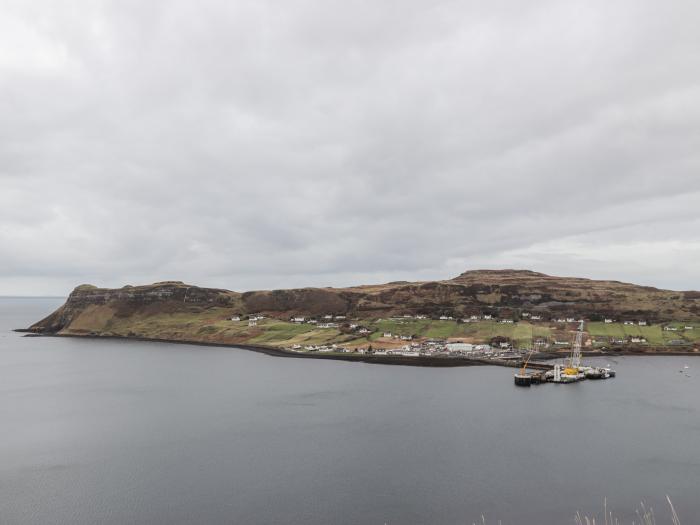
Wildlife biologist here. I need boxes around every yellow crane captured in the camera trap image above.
[519,344,535,376]
[514,341,536,386]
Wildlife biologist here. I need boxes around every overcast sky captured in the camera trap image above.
[1,0,699,296]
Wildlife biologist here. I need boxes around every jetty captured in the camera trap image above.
[513,321,616,387]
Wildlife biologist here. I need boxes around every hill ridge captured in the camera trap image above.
[28,270,700,335]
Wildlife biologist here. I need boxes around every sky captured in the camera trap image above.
[1,0,699,296]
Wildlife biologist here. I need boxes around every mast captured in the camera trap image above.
[569,320,584,369]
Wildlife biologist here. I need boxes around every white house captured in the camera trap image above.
[292,317,305,323]
[439,315,453,320]
[638,321,647,326]
[623,321,635,325]
[248,319,257,327]
[383,332,392,338]
[335,316,346,320]
[604,319,614,324]
[318,323,338,329]
[531,315,542,321]
[664,326,678,331]
[685,326,694,330]
[400,335,412,341]
[483,315,492,320]
[358,328,370,334]
[446,342,473,352]
[230,316,241,321]
[323,315,333,320]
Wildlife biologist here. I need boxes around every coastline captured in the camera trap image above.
[16,331,490,368]
[14,330,700,367]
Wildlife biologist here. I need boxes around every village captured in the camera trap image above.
[286,339,524,360]
[225,310,700,358]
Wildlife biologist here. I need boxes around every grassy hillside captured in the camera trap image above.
[36,299,699,352]
[27,271,700,353]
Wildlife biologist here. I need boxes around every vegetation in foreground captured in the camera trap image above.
[468,496,681,525]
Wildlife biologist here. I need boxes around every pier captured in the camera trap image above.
[512,321,616,386]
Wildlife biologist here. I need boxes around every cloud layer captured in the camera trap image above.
[1,0,699,295]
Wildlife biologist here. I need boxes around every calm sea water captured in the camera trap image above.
[1,298,699,525]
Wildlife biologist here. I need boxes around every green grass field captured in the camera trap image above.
[586,321,700,345]
[78,305,699,350]
[247,320,316,343]
[372,319,433,337]
[367,319,550,345]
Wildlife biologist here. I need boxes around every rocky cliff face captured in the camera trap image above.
[30,281,240,333]
[29,270,700,334]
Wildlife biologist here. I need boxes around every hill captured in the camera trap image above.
[28,271,700,339]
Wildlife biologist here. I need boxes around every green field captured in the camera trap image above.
[372,319,433,336]
[247,320,316,343]
[72,304,699,350]
[365,319,557,347]
[367,319,550,345]
[587,321,700,345]
[587,322,664,345]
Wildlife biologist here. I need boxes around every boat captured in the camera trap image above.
[584,367,604,379]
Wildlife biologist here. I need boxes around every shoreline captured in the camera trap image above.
[16,331,489,368]
[14,330,700,367]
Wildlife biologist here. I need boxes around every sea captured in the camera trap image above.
[1,297,698,524]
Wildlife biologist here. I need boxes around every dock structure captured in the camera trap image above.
[513,321,616,386]
[514,372,532,386]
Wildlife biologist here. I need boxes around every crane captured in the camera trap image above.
[564,320,585,375]
[519,342,536,376]
[514,340,537,386]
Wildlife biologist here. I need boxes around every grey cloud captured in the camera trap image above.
[1,0,699,295]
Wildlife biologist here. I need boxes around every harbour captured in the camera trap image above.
[514,321,617,386]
